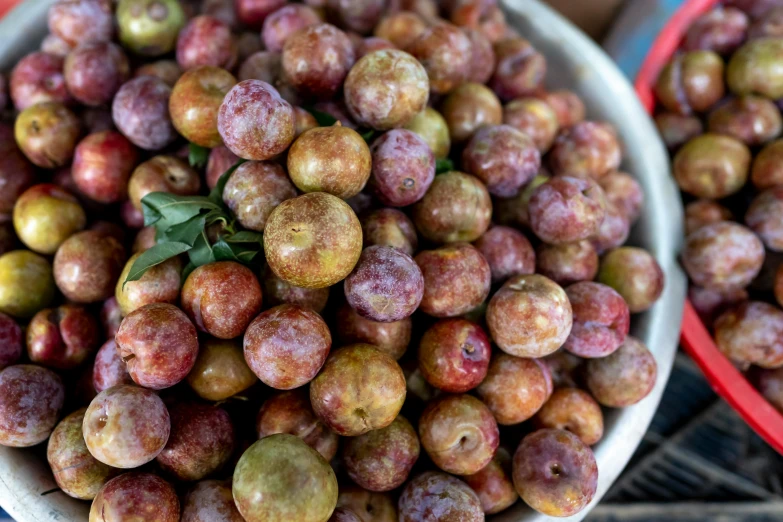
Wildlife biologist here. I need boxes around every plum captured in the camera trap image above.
[490,37,546,101]
[345,49,429,130]
[235,0,287,28]
[746,186,783,251]
[0,314,22,371]
[128,155,201,210]
[0,250,56,319]
[169,65,237,148]
[415,243,491,317]
[708,95,782,145]
[27,305,100,370]
[683,6,749,54]
[0,365,64,447]
[404,106,451,158]
[343,415,420,491]
[264,192,363,288]
[92,340,133,394]
[262,5,321,53]
[462,450,518,515]
[156,402,235,481]
[187,338,257,401]
[15,102,81,169]
[9,52,71,110]
[398,471,483,522]
[486,274,572,358]
[408,23,472,94]
[690,284,750,326]
[715,301,783,369]
[233,434,338,522]
[528,176,606,245]
[261,266,330,312]
[493,171,549,229]
[256,389,339,460]
[674,134,750,199]
[655,50,725,114]
[177,16,237,71]
[655,112,705,151]
[337,486,397,522]
[13,184,86,255]
[374,11,427,48]
[585,336,658,406]
[47,408,117,500]
[369,129,434,207]
[533,388,604,446]
[65,42,130,107]
[464,27,496,85]
[244,304,331,389]
[310,343,406,436]
[413,171,492,243]
[288,124,371,199]
[181,480,243,522]
[181,261,263,340]
[115,254,182,316]
[727,37,783,99]
[54,230,126,303]
[115,303,199,389]
[512,429,598,517]
[326,0,385,34]
[463,124,540,197]
[72,131,138,204]
[598,247,665,313]
[473,226,535,284]
[536,240,599,287]
[564,281,630,358]
[116,0,186,56]
[336,303,411,360]
[752,139,783,189]
[134,59,182,86]
[282,24,356,99]
[441,82,502,143]
[418,318,491,393]
[112,76,176,150]
[477,353,551,425]
[682,221,764,290]
[89,473,179,522]
[83,384,170,468]
[503,97,559,153]
[361,208,418,256]
[48,0,113,47]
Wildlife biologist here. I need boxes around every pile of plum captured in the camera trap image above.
[0,0,663,520]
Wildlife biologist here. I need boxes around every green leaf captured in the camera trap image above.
[159,213,206,246]
[208,159,247,204]
[142,192,221,233]
[122,242,192,287]
[188,230,215,266]
[360,129,376,143]
[226,231,264,243]
[188,143,210,169]
[435,158,454,175]
[304,107,339,127]
[181,261,197,282]
[212,237,240,262]
[213,236,263,264]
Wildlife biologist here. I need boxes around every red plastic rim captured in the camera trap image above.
[0,0,20,20]
[635,0,783,454]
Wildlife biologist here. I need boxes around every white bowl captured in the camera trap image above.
[0,0,686,520]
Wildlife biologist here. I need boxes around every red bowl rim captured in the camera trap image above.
[635,0,783,454]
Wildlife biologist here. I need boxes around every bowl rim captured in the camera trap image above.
[634,0,783,455]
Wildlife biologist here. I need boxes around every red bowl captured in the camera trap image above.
[635,0,783,454]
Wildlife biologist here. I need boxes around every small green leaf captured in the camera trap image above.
[188,230,215,266]
[226,231,264,243]
[360,129,376,143]
[159,213,206,246]
[212,237,240,262]
[304,107,339,127]
[142,192,221,232]
[209,159,247,204]
[123,242,192,287]
[188,143,210,169]
[435,158,454,175]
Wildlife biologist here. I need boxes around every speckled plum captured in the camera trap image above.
[0,250,56,319]
[690,284,749,326]
[746,186,783,251]
[187,338,257,401]
[64,42,130,107]
[361,208,418,256]
[47,408,117,500]
[177,16,237,71]
[336,303,411,360]
[310,343,406,436]
[206,146,240,189]
[54,230,126,303]
[419,394,499,475]
[708,95,782,145]
[244,304,331,389]
[264,192,363,289]
[374,11,426,49]
[326,0,385,34]
[502,97,559,153]
[282,24,355,99]
[369,129,434,206]
[598,247,665,313]
[486,274,572,358]
[156,402,235,481]
[115,254,182,316]
[563,281,629,358]
[238,50,280,83]
[256,389,339,460]
[407,23,472,94]
[128,155,201,210]
[169,66,237,148]
[441,83,503,143]
[26,305,100,370]
[181,261,263,340]
[463,124,540,197]
[714,301,783,369]
[683,6,748,54]
[0,365,64,447]
[288,124,371,199]
[262,5,321,52]
[415,243,491,317]
[9,52,71,110]
[528,176,606,245]
[533,388,604,446]
[682,221,764,290]
[115,303,199,389]
[476,353,551,425]
[585,335,658,406]
[233,434,338,522]
[673,134,750,199]
[48,0,113,47]
[261,266,330,313]
[493,171,549,229]
[89,473,179,522]
[134,59,182,86]
[490,37,546,101]
[343,415,420,491]
[655,50,725,115]
[591,203,630,255]
[535,241,598,287]
[82,384,169,468]
[112,76,176,150]
[14,103,81,169]
[235,0,287,28]
[684,200,733,236]
[92,340,132,394]
[181,480,244,522]
[0,314,22,371]
[413,171,492,243]
[599,171,643,224]
[404,106,451,158]
[218,79,295,161]
[338,486,398,522]
[463,451,518,515]
[549,121,621,180]
[752,139,783,189]
[512,429,597,517]
[116,0,186,57]
[655,112,704,150]
[71,131,137,204]
[417,319,488,394]
[398,471,484,522]
[473,226,534,284]
[464,27,496,85]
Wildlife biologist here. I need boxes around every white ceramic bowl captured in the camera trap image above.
[0,0,686,520]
